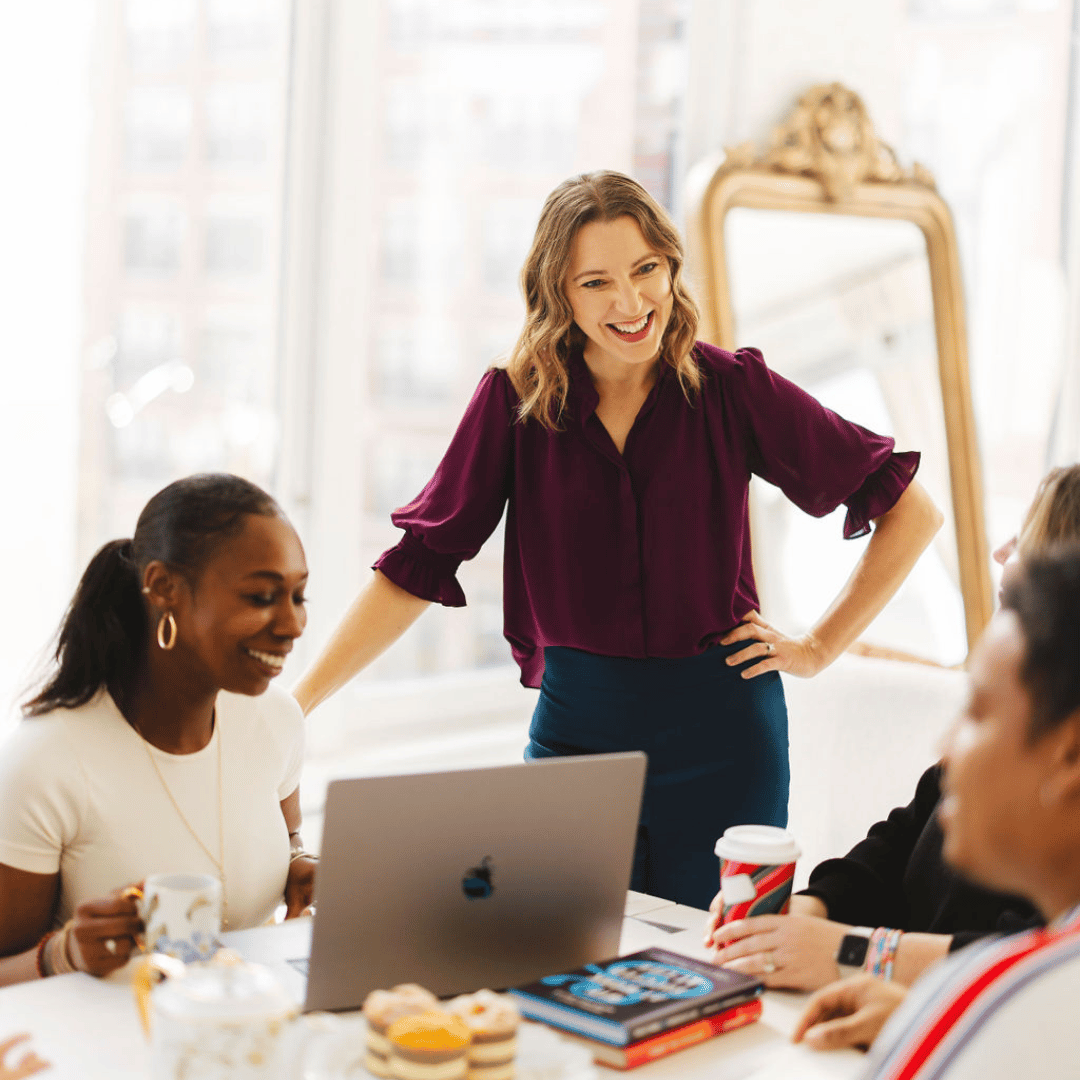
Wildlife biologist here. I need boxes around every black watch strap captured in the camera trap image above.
[836,928,874,968]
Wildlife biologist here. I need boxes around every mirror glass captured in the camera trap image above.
[725,207,967,665]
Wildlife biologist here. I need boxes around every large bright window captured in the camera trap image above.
[76,0,291,565]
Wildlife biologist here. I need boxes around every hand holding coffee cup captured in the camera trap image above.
[139,873,223,964]
[703,826,802,984]
[704,827,802,945]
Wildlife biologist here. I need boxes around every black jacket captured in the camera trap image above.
[797,763,1042,952]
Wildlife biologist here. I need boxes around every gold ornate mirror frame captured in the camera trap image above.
[685,82,994,652]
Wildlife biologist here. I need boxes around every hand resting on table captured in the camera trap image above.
[791,974,907,1051]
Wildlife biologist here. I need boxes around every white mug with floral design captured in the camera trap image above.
[139,873,222,963]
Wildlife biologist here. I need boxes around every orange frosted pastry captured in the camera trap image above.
[446,990,520,1080]
[387,1012,472,1080]
[363,984,441,1078]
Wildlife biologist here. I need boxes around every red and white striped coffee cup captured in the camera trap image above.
[714,825,801,924]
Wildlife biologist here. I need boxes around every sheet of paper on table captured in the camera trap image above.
[0,971,149,1080]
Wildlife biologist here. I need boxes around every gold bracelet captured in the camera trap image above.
[289,848,318,864]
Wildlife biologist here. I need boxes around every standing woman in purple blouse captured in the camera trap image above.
[294,171,943,909]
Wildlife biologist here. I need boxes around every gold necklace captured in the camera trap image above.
[132,713,229,930]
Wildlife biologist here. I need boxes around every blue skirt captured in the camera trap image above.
[525,644,789,911]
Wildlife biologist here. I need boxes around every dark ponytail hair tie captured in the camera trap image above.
[115,538,140,574]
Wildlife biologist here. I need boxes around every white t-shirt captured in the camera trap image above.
[0,684,304,931]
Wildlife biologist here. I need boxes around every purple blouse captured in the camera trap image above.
[374,342,919,687]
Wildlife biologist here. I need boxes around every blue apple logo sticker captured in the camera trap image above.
[462,856,495,900]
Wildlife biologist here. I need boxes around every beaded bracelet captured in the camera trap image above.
[35,931,56,979]
[866,926,903,980]
[883,928,903,979]
[868,927,890,978]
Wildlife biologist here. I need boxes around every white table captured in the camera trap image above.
[0,893,864,1079]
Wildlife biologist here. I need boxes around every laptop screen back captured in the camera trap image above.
[305,751,647,1010]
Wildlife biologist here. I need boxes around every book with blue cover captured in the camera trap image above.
[506,947,764,1046]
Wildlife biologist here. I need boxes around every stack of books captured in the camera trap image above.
[507,947,764,1070]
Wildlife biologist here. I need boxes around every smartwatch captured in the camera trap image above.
[836,927,874,972]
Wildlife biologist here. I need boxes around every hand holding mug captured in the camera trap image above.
[68,883,145,976]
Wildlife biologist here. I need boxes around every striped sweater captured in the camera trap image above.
[862,902,1080,1080]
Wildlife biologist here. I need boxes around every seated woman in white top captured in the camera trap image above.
[792,545,1080,1079]
[0,473,315,984]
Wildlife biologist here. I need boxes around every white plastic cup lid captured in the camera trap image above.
[714,824,801,865]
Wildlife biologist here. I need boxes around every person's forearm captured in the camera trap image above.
[788,894,828,918]
[293,570,431,715]
[805,480,942,670]
[0,946,41,987]
[890,932,952,986]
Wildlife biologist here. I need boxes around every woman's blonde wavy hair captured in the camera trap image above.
[1018,464,1080,555]
[505,171,700,428]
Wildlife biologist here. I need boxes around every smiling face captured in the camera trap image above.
[565,215,673,378]
[165,512,309,696]
[938,610,1052,899]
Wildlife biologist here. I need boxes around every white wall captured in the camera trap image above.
[685,0,905,177]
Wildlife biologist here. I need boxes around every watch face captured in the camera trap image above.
[838,933,872,968]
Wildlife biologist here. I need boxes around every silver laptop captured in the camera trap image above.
[282,752,646,1011]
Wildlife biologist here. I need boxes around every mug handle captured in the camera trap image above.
[121,884,147,952]
[131,952,186,1039]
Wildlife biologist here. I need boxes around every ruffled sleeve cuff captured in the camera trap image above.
[843,450,921,540]
[373,531,467,607]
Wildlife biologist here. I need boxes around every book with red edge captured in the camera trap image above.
[506,947,763,1046]
[561,997,764,1070]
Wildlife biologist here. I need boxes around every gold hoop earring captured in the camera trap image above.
[157,611,177,651]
